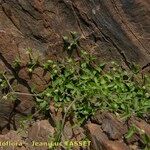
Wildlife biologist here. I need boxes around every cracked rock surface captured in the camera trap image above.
[0,0,150,149]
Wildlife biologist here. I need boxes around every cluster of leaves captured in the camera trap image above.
[36,50,150,123]
[62,31,80,57]
[12,56,21,69]
[26,48,40,74]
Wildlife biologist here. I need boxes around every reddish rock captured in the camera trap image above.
[91,111,104,125]
[49,101,63,124]
[28,120,54,141]
[91,112,128,140]
[126,117,150,144]
[104,141,130,150]
[0,131,27,150]
[0,130,22,140]
[72,126,85,141]
[62,121,85,139]
[1,0,150,69]
[27,120,55,150]
[62,121,73,140]
[131,118,150,136]
[102,113,128,140]
[85,123,129,150]
[129,144,139,150]
[0,1,150,149]
[18,67,51,92]
[0,99,14,129]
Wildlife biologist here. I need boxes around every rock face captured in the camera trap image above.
[0,120,55,150]
[89,112,150,150]
[0,0,150,66]
[0,0,150,139]
[28,120,55,141]
[0,113,149,150]
[0,131,27,150]
[85,123,129,150]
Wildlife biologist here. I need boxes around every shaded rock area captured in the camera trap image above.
[0,112,150,150]
[91,112,128,139]
[0,0,150,129]
[86,112,150,150]
[85,123,129,150]
[0,131,27,150]
[0,0,150,150]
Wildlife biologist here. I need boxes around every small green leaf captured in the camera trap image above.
[40,101,47,109]
[125,126,137,139]
[65,83,74,89]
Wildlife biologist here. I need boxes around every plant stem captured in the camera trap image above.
[3,74,40,97]
[57,98,77,142]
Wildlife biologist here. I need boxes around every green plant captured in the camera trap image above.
[0,72,8,90]
[1,34,150,149]
[125,125,150,149]
[63,31,80,57]
[125,125,137,139]
[26,48,39,73]
[12,56,21,69]
[141,134,150,150]
[37,50,150,125]
[1,46,150,121]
